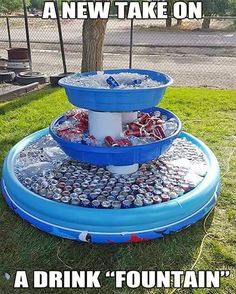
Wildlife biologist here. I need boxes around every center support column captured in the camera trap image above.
[88,110,139,174]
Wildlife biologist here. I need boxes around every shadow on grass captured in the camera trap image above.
[0,86,57,115]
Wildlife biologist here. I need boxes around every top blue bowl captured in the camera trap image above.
[59,69,173,112]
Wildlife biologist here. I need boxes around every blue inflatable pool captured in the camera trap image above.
[1,129,220,243]
[50,107,182,166]
[59,69,173,112]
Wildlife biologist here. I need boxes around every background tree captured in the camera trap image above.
[202,0,230,29]
[0,0,28,14]
[81,0,110,72]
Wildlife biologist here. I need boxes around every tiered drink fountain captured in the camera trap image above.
[1,69,220,243]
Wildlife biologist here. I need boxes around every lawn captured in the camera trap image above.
[0,86,235,293]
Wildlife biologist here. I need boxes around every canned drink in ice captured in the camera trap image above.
[122,199,132,208]
[81,199,91,207]
[152,195,162,204]
[107,196,116,202]
[79,194,88,201]
[101,201,111,209]
[126,195,135,202]
[89,192,99,200]
[97,195,107,202]
[71,198,80,205]
[106,76,119,88]
[117,194,126,202]
[53,193,62,202]
[134,199,143,207]
[61,196,70,203]
[138,113,150,124]
[104,136,118,147]
[143,198,153,206]
[169,191,178,199]
[161,194,170,202]
[92,199,100,208]
[112,200,122,209]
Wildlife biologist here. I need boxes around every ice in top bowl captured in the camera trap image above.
[59,69,173,111]
[62,71,164,89]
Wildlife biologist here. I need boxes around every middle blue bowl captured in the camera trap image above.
[59,69,173,112]
[49,107,182,166]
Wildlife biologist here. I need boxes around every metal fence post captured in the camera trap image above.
[23,0,33,72]
[6,17,12,48]
[54,0,67,74]
[129,19,134,69]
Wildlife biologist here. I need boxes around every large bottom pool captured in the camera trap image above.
[1,129,220,243]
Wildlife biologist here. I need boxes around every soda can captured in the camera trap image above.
[52,193,61,202]
[143,198,153,206]
[71,198,80,205]
[116,139,132,147]
[131,184,139,191]
[81,199,91,207]
[107,196,116,202]
[81,183,89,189]
[128,122,142,131]
[169,191,178,199]
[136,193,145,200]
[117,194,126,202]
[134,199,143,207]
[89,192,99,200]
[125,129,145,137]
[180,183,190,192]
[94,188,102,195]
[101,191,109,197]
[101,201,111,209]
[138,188,146,194]
[153,189,162,196]
[111,190,119,197]
[104,136,118,147]
[83,189,91,195]
[46,191,53,199]
[138,113,150,124]
[152,196,162,204]
[146,185,154,192]
[104,187,112,193]
[113,187,122,193]
[70,192,79,200]
[79,194,88,201]
[112,200,122,209]
[161,194,170,202]
[126,195,135,202]
[61,196,70,204]
[92,199,100,208]
[97,195,106,202]
[62,190,70,197]
[106,76,119,88]
[74,187,83,195]
[64,185,73,192]
[175,188,185,196]
[133,79,142,86]
[122,199,132,208]
[123,186,131,193]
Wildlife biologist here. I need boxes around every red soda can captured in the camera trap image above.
[128,122,142,131]
[104,136,117,146]
[116,139,132,146]
[125,129,145,137]
[144,119,155,132]
[138,113,150,124]
[156,125,165,138]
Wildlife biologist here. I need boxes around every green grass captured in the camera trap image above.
[0,86,236,293]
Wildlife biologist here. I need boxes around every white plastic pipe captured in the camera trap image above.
[88,110,122,140]
[107,164,139,175]
[122,112,138,124]
[88,110,139,174]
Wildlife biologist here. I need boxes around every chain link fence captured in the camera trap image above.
[0,15,235,88]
